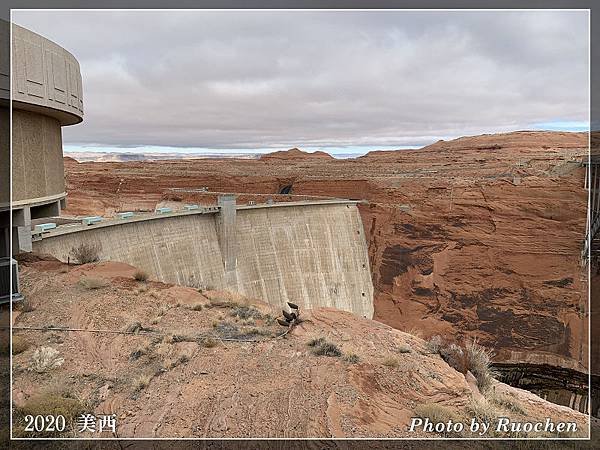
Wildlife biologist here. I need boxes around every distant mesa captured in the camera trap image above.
[359,149,417,159]
[63,156,79,164]
[260,148,334,161]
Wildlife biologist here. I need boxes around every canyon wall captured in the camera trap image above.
[32,202,374,318]
[60,131,589,375]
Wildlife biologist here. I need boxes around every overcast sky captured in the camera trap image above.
[13,10,589,154]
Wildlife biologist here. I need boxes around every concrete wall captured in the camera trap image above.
[33,203,374,317]
[12,109,64,204]
[235,204,373,316]
[12,24,83,125]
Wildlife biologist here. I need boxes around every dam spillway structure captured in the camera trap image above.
[32,198,375,318]
[0,24,83,302]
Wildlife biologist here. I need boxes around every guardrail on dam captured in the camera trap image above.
[32,199,374,318]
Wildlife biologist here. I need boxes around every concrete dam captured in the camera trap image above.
[32,198,374,318]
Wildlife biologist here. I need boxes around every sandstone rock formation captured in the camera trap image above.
[60,131,589,379]
[10,259,590,438]
[259,147,334,161]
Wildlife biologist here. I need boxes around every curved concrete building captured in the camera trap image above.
[9,24,83,254]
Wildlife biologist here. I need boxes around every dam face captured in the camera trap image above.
[32,200,374,318]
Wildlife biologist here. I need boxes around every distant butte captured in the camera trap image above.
[260,147,334,160]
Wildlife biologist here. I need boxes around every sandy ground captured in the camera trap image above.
[8,257,590,439]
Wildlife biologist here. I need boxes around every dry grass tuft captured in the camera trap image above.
[13,393,86,437]
[468,398,499,424]
[343,352,360,364]
[488,390,527,415]
[462,340,497,393]
[133,270,148,282]
[382,357,399,368]
[230,305,262,320]
[70,242,101,264]
[413,403,464,437]
[200,337,218,348]
[307,338,342,357]
[30,347,64,373]
[185,303,203,311]
[307,337,326,347]
[425,335,443,353]
[78,276,109,290]
[124,321,143,333]
[132,373,152,392]
[426,336,497,393]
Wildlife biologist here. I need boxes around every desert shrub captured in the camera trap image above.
[132,373,152,392]
[214,321,240,339]
[133,270,148,282]
[468,398,498,424]
[125,321,143,333]
[343,352,360,364]
[200,337,218,348]
[70,242,101,264]
[383,357,399,368]
[463,340,497,393]
[426,335,443,353]
[135,285,148,295]
[31,347,64,373]
[309,339,342,357]
[12,336,30,355]
[413,403,464,437]
[170,334,196,343]
[307,337,326,347]
[185,303,203,311]
[439,343,467,373]
[78,276,108,290]
[129,346,147,361]
[396,344,412,354]
[489,390,526,415]
[428,336,497,393]
[230,305,262,320]
[13,393,86,437]
[263,314,275,326]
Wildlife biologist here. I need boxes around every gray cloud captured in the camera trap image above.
[13,10,589,150]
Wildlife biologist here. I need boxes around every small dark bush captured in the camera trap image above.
[307,337,326,347]
[70,242,101,264]
[230,305,262,320]
[309,339,342,357]
[343,353,360,364]
[134,270,148,282]
[200,337,218,348]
